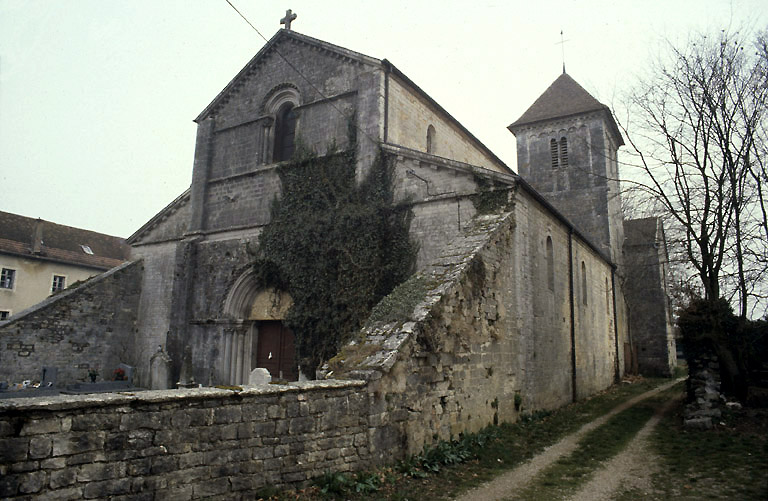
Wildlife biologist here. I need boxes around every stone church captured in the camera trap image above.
[1,26,675,419]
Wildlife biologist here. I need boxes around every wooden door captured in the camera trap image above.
[256,321,297,381]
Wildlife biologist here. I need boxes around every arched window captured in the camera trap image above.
[605,277,610,310]
[546,236,554,291]
[273,102,297,162]
[559,137,568,166]
[550,138,559,168]
[581,261,588,306]
[426,125,436,154]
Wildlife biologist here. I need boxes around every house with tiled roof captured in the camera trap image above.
[0,211,130,320]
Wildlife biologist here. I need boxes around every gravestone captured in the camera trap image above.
[150,346,172,390]
[248,368,272,387]
[116,363,134,383]
[41,366,57,387]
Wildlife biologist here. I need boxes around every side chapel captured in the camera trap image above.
[0,22,675,418]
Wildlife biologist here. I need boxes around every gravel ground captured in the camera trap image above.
[565,395,680,501]
[453,379,683,501]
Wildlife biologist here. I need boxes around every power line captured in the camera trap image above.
[223,0,377,145]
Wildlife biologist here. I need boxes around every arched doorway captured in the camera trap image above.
[222,270,298,383]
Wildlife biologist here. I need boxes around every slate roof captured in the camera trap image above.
[0,211,130,270]
[623,217,660,246]
[508,73,624,145]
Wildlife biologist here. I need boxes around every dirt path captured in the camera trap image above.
[453,379,683,501]
[565,393,680,501]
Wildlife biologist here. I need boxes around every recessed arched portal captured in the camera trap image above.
[222,269,297,383]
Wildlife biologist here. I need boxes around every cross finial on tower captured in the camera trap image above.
[556,29,570,74]
[280,9,297,30]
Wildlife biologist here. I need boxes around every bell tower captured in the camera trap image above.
[508,73,624,263]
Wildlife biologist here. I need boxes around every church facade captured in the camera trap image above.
[1,27,674,421]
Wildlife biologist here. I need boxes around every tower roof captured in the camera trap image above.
[508,73,623,145]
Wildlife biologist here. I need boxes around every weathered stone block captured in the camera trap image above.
[120,412,164,431]
[65,451,106,466]
[29,436,53,459]
[82,478,132,499]
[289,416,315,435]
[43,486,84,501]
[19,470,46,494]
[191,477,231,497]
[53,432,105,456]
[50,468,77,489]
[150,455,178,474]
[41,457,66,469]
[10,459,39,472]
[0,437,29,462]
[152,485,193,501]
[127,457,152,476]
[71,413,120,432]
[21,418,61,436]
[213,406,242,424]
[77,461,126,482]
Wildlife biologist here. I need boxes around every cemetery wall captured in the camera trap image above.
[0,382,370,499]
[0,262,142,387]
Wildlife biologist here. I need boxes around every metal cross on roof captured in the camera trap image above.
[556,29,570,74]
[280,9,297,30]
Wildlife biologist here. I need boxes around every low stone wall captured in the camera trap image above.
[0,381,370,499]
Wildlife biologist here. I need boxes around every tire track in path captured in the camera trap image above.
[565,393,680,501]
[453,378,684,501]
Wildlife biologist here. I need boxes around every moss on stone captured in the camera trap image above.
[326,342,382,375]
[367,273,435,325]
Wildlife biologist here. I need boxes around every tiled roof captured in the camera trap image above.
[0,211,130,270]
[509,73,608,128]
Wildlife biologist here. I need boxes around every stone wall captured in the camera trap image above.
[386,73,507,173]
[0,381,370,499]
[624,218,676,377]
[0,262,142,387]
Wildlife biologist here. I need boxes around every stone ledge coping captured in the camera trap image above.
[0,379,366,413]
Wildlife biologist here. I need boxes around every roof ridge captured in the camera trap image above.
[195,29,383,122]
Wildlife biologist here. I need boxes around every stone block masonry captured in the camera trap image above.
[0,381,370,499]
[0,261,142,387]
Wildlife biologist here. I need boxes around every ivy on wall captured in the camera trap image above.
[251,146,417,377]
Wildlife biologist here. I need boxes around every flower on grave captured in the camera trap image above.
[113,368,126,381]
[88,369,98,382]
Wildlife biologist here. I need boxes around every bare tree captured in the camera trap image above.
[617,28,768,318]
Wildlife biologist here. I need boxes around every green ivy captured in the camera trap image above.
[251,145,417,377]
[470,175,511,215]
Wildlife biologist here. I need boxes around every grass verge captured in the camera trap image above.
[616,393,768,500]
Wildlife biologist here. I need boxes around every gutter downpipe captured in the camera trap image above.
[568,228,577,403]
[611,268,620,383]
[383,63,390,143]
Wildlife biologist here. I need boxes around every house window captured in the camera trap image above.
[559,137,568,166]
[52,275,66,294]
[605,277,611,310]
[550,139,559,168]
[0,268,15,289]
[273,102,297,162]
[0,311,9,321]
[581,261,588,306]
[546,236,554,291]
[426,124,436,154]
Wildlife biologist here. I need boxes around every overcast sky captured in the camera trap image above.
[1,1,766,238]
